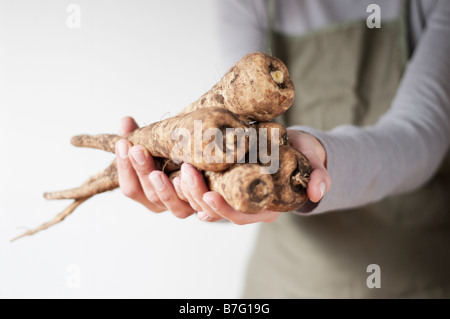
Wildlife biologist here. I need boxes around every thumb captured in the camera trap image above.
[302,149,331,203]
[287,129,331,203]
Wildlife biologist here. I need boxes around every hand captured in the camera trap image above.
[115,116,196,218]
[115,116,280,224]
[115,116,331,224]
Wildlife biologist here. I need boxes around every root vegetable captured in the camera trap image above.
[177,52,295,123]
[268,145,312,212]
[205,164,274,213]
[253,122,311,212]
[70,134,120,153]
[72,107,251,171]
[170,163,275,214]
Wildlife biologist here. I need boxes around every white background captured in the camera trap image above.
[0,0,259,298]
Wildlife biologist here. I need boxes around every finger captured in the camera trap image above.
[196,211,222,223]
[149,171,196,219]
[300,149,331,203]
[180,163,222,219]
[307,165,331,203]
[129,145,165,209]
[301,152,331,203]
[172,176,188,202]
[119,116,139,136]
[179,166,205,212]
[116,139,165,212]
[202,192,280,225]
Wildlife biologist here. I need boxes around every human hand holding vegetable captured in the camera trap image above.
[11,52,324,240]
[167,129,330,224]
[116,117,280,224]
[115,114,331,225]
[182,129,330,224]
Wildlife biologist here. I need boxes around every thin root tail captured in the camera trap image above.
[10,197,90,243]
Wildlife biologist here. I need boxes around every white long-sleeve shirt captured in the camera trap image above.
[216,0,450,214]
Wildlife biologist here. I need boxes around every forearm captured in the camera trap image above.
[294,121,448,214]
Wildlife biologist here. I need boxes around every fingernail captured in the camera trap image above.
[203,196,217,211]
[319,182,326,199]
[117,140,129,159]
[197,211,212,221]
[197,211,206,220]
[131,148,147,165]
[181,164,195,186]
[150,172,165,191]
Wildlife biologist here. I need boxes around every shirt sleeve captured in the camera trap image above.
[295,0,450,214]
[215,0,267,70]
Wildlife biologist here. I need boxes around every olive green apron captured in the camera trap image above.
[243,2,450,298]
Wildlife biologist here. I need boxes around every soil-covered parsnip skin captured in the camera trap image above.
[243,121,290,166]
[178,53,295,123]
[71,136,181,174]
[268,145,312,212]
[71,134,121,153]
[254,123,312,211]
[205,164,275,214]
[169,164,275,214]
[128,107,251,171]
[72,107,251,172]
[254,121,289,153]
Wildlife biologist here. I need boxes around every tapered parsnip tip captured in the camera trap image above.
[10,234,24,243]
